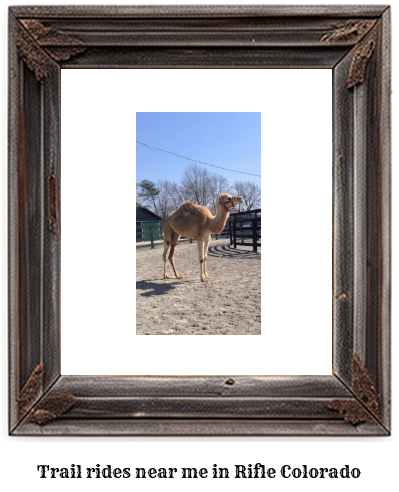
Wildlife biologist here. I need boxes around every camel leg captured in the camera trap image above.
[169,231,182,279]
[162,219,172,279]
[204,234,211,279]
[163,241,170,279]
[197,237,207,282]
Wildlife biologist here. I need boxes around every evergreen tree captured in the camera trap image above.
[137,179,160,215]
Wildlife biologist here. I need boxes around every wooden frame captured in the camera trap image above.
[9,5,391,435]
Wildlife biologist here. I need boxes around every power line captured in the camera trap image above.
[136,141,261,177]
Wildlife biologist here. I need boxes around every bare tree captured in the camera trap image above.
[208,173,230,213]
[151,164,250,219]
[181,164,213,207]
[155,180,174,219]
[233,181,261,211]
[169,181,187,210]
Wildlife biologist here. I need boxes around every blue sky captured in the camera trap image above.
[136,112,261,189]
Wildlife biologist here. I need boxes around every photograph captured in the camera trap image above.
[135,112,261,335]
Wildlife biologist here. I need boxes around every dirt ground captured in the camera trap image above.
[136,239,261,335]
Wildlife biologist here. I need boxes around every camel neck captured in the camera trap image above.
[210,204,230,235]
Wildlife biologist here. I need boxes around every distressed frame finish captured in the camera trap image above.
[9,5,391,435]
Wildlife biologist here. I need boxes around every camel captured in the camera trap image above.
[162,193,244,282]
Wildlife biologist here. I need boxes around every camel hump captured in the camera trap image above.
[179,201,197,210]
[178,201,210,215]
[177,201,210,220]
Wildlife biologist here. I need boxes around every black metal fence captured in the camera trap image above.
[137,222,196,249]
[228,209,261,252]
[137,209,261,251]
[136,223,164,248]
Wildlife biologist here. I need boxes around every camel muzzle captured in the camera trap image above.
[219,198,236,212]
[219,196,243,212]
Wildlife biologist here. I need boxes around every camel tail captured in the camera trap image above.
[163,218,172,243]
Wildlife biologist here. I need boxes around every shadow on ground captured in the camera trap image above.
[136,280,177,296]
[207,244,261,260]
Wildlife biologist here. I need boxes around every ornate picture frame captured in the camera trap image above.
[9,5,391,435]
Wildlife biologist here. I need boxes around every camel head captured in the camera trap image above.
[218,193,244,212]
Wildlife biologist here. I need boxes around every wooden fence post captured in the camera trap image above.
[150,227,154,249]
[252,217,257,252]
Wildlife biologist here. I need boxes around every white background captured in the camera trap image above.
[1,1,397,492]
[61,68,332,376]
